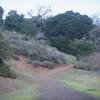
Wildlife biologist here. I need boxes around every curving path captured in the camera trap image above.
[35,67,97,100]
[10,56,97,100]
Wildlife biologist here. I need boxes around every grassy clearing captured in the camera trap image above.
[64,55,76,64]
[0,65,37,100]
[0,79,37,100]
[60,68,100,97]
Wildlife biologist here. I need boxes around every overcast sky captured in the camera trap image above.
[0,0,100,17]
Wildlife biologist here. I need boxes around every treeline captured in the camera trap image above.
[0,6,97,56]
[44,11,96,56]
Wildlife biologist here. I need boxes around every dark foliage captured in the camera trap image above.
[89,27,100,51]
[20,18,37,36]
[0,6,4,25]
[0,64,15,78]
[44,11,95,55]
[4,10,38,36]
[4,10,24,31]
[0,33,11,59]
[50,36,71,53]
[45,11,94,39]
[69,39,95,56]
[0,33,15,78]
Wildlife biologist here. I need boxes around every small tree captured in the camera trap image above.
[0,33,14,78]
[0,6,4,25]
[50,36,71,53]
[0,33,10,60]
[4,10,24,31]
[69,39,95,56]
[20,18,37,36]
[89,27,100,51]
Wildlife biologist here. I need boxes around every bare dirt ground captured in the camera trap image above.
[0,55,98,100]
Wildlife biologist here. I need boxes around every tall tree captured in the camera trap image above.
[0,6,4,25]
[28,6,51,31]
[4,10,24,31]
[20,18,37,36]
[44,11,95,54]
[45,11,94,39]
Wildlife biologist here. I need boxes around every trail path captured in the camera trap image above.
[0,55,97,100]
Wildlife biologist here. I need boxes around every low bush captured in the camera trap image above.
[0,32,15,78]
[12,54,20,61]
[64,54,76,64]
[74,61,91,70]
[74,58,100,71]
[32,60,55,69]
[28,45,76,68]
[89,27,100,51]
[69,39,95,57]
[0,64,15,78]
[0,33,11,59]
[50,36,71,53]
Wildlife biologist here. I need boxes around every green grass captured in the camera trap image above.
[65,55,76,64]
[0,67,37,100]
[60,68,100,97]
[0,79,37,100]
[7,96,33,100]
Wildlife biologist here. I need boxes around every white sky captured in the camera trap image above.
[0,0,100,17]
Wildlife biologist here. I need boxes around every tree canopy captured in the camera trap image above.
[4,10,24,31]
[1,8,95,56]
[4,10,38,36]
[45,11,94,39]
[44,11,95,55]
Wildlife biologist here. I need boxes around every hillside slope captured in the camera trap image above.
[1,29,76,69]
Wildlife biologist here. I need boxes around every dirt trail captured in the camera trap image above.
[10,55,72,80]
[0,55,97,100]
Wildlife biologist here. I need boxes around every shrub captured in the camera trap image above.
[69,39,95,56]
[32,60,55,69]
[89,27,100,51]
[74,61,100,71]
[0,32,15,78]
[64,55,76,64]
[50,36,71,53]
[0,33,11,59]
[0,64,15,78]
[74,61,91,70]
[47,36,95,57]
[74,52,100,71]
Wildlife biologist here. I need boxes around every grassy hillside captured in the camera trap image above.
[0,78,36,100]
[60,68,100,98]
